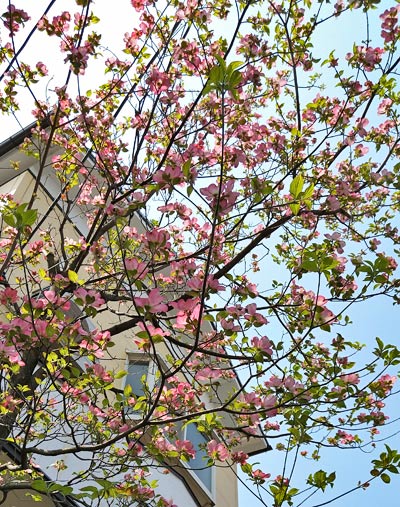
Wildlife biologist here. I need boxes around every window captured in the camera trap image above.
[125,354,214,495]
[126,359,151,398]
[174,422,213,494]
[124,353,158,414]
[185,424,213,493]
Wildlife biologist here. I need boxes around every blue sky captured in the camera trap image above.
[239,293,400,506]
[239,3,400,505]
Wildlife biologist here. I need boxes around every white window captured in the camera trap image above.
[126,359,151,398]
[124,353,159,414]
[124,354,214,495]
[173,421,214,495]
[184,424,213,493]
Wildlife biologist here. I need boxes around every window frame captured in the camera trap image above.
[176,422,215,498]
[123,351,160,415]
[124,352,216,500]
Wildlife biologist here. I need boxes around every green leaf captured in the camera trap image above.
[302,183,314,199]
[182,159,192,179]
[290,174,304,198]
[38,268,50,280]
[31,479,48,493]
[68,270,79,283]
[124,383,132,397]
[79,485,100,499]
[2,213,16,227]
[25,493,45,502]
[381,473,391,483]
[307,470,335,491]
[289,203,300,215]
[214,54,226,70]
[48,483,73,495]
[227,61,243,73]
[21,209,38,227]
[241,463,253,474]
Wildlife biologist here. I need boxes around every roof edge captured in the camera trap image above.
[0,118,51,159]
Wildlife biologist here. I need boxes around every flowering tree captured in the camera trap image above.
[1,0,400,506]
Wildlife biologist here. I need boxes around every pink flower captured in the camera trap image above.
[200,179,239,216]
[0,287,18,305]
[134,288,168,313]
[378,98,393,114]
[145,229,171,248]
[261,395,278,416]
[33,320,48,338]
[325,232,345,253]
[380,6,400,43]
[231,451,248,464]
[36,61,48,76]
[336,430,355,445]
[252,469,271,483]
[207,440,229,461]
[326,195,340,211]
[78,340,104,358]
[0,341,25,366]
[244,303,268,326]
[90,363,113,382]
[131,0,149,11]
[195,367,223,381]
[43,289,58,304]
[346,46,384,72]
[170,297,200,330]
[200,183,219,199]
[74,288,105,308]
[153,166,183,186]
[124,258,149,279]
[186,278,203,291]
[175,440,195,458]
[251,336,273,355]
[3,4,30,33]
[155,437,175,453]
[207,275,225,292]
[146,67,171,93]
[373,374,396,395]
[340,373,360,385]
[2,395,22,411]
[89,405,106,418]
[137,322,170,338]
[220,318,240,332]
[264,375,283,388]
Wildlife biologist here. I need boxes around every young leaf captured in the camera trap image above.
[290,174,304,199]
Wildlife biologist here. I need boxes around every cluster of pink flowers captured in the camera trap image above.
[2,4,30,33]
[155,436,196,460]
[146,67,171,94]
[380,6,400,43]
[124,258,149,279]
[0,287,18,305]
[200,179,240,216]
[0,340,25,366]
[346,46,385,72]
[252,469,271,483]
[74,288,105,309]
[37,11,71,36]
[134,288,169,314]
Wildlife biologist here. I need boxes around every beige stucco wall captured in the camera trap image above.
[215,465,238,507]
